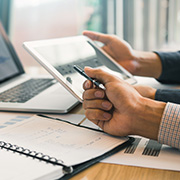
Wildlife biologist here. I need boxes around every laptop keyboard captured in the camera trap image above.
[56,57,103,75]
[0,78,56,103]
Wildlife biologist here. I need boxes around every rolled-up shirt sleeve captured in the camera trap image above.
[158,102,180,149]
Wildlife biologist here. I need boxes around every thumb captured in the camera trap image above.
[83,30,110,44]
[84,67,118,85]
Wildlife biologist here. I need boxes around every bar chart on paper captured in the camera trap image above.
[103,136,180,171]
[124,138,162,157]
[0,113,31,129]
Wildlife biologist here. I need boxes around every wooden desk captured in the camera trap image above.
[70,104,180,180]
[71,163,180,180]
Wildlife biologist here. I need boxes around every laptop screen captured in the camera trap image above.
[0,22,24,84]
[0,35,20,82]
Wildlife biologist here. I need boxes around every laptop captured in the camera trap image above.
[0,22,79,113]
[23,36,137,102]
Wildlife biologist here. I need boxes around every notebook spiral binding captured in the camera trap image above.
[0,141,73,174]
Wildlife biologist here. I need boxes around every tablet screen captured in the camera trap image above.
[24,36,136,102]
[33,37,98,94]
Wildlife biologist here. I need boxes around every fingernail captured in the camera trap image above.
[85,81,91,89]
[94,91,103,98]
[102,101,111,109]
[103,112,111,119]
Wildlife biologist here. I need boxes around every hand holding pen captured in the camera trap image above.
[73,65,106,90]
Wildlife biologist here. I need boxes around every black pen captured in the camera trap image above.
[73,65,106,90]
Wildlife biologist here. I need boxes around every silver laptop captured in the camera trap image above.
[0,22,79,113]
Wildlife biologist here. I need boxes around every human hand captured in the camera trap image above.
[133,85,156,99]
[83,31,138,74]
[83,67,165,140]
[83,31,162,79]
[82,67,143,137]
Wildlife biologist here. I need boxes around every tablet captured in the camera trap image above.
[23,36,136,102]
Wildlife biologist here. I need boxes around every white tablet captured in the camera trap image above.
[23,36,136,102]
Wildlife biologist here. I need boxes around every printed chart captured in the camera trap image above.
[0,113,31,129]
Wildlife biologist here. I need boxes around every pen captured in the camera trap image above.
[77,116,87,126]
[73,65,106,90]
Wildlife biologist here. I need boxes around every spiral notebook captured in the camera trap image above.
[0,114,133,179]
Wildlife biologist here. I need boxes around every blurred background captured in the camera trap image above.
[0,0,180,69]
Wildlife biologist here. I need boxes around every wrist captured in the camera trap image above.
[133,85,157,100]
[133,51,162,78]
[131,97,166,140]
[149,87,157,100]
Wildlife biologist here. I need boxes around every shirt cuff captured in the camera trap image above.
[155,89,180,104]
[154,51,180,84]
[158,102,180,149]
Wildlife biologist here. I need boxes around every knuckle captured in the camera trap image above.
[110,34,118,39]
[85,110,89,119]
[82,101,87,109]
[82,90,91,100]
[82,91,85,99]
[94,68,103,74]
[82,91,87,100]
[85,109,101,121]
[85,110,92,120]
[94,109,102,120]
[103,101,113,110]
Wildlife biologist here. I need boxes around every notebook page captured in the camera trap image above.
[0,115,128,166]
[0,148,63,180]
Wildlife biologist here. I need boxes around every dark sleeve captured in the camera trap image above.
[154,51,180,84]
[155,89,180,104]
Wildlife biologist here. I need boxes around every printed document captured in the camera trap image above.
[0,115,127,166]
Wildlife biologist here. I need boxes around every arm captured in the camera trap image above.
[133,51,162,78]
[83,31,180,105]
[83,31,162,78]
[135,51,180,102]
[134,86,180,104]
[83,67,166,140]
[83,31,180,83]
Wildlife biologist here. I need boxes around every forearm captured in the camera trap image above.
[131,97,166,140]
[133,51,162,78]
[135,87,180,104]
